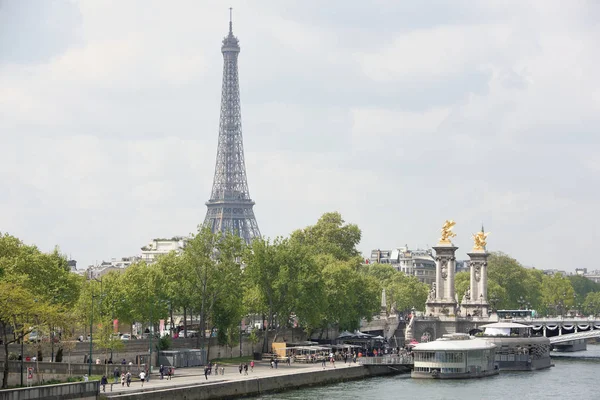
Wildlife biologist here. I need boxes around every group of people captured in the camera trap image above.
[238,361,253,375]
[159,365,174,380]
[99,370,133,392]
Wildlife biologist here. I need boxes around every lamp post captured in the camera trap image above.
[517,296,526,310]
[149,304,153,379]
[88,276,102,376]
[89,291,94,376]
[489,296,498,313]
[20,326,24,386]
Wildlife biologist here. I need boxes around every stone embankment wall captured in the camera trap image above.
[106,365,395,400]
[0,361,142,387]
[0,381,98,400]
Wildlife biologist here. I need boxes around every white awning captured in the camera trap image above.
[484,327,510,336]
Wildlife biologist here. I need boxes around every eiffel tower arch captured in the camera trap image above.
[204,11,261,244]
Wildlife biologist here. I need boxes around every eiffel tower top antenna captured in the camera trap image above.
[229,7,233,34]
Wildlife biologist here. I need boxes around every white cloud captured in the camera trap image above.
[0,0,599,272]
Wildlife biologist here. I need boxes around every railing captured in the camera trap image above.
[549,330,600,344]
[359,355,413,365]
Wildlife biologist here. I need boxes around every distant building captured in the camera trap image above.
[456,260,469,274]
[575,268,587,276]
[82,256,141,279]
[543,269,569,276]
[369,246,436,285]
[67,259,77,273]
[370,249,392,264]
[583,270,600,283]
[140,237,188,264]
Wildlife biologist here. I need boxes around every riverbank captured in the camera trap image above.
[101,360,407,399]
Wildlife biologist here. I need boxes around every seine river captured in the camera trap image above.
[254,345,600,400]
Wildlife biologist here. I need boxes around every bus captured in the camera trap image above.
[496,309,537,319]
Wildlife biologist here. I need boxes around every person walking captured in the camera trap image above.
[250,360,254,372]
[321,355,326,369]
[167,367,172,380]
[126,372,131,387]
[120,373,125,387]
[159,365,164,380]
[244,363,248,375]
[100,375,108,392]
[113,367,120,384]
[238,363,243,374]
[204,366,209,380]
[139,370,146,387]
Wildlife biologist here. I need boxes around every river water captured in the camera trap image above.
[254,345,600,400]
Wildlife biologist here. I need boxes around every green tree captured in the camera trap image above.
[290,212,361,261]
[583,292,600,316]
[541,273,575,316]
[210,233,246,354]
[386,273,429,313]
[487,252,537,309]
[94,316,124,376]
[120,262,168,338]
[319,255,380,332]
[568,275,600,305]
[243,237,284,352]
[455,271,470,301]
[0,233,78,388]
[154,251,194,337]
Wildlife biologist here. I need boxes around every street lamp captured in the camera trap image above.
[20,325,24,386]
[517,296,526,310]
[489,295,498,313]
[89,277,102,377]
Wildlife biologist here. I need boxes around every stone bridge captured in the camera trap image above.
[408,315,600,350]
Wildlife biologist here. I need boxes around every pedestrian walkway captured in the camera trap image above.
[104,360,361,397]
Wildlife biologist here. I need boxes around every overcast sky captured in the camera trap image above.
[1,0,599,271]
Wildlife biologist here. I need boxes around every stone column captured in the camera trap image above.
[432,243,458,315]
[469,260,477,302]
[480,258,488,302]
[435,258,442,300]
[465,250,489,317]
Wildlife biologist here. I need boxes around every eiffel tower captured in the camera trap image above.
[204,10,261,244]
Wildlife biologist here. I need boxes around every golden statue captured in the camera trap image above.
[472,230,490,251]
[439,220,456,244]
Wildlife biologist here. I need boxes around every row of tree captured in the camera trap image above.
[0,233,82,388]
[4,212,597,388]
[0,213,428,388]
[455,252,600,316]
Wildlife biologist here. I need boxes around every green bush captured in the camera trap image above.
[158,335,172,351]
[8,352,18,360]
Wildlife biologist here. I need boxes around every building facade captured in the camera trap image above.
[369,247,437,285]
[140,237,187,264]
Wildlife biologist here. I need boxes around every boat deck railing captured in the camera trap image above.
[359,355,414,365]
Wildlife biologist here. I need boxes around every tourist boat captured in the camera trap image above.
[476,322,552,370]
[411,333,499,379]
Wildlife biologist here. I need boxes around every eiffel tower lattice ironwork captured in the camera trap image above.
[204,10,261,244]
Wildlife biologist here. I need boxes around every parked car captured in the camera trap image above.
[27,331,40,343]
[177,330,198,338]
[120,334,131,341]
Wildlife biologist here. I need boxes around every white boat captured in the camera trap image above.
[411,333,499,379]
